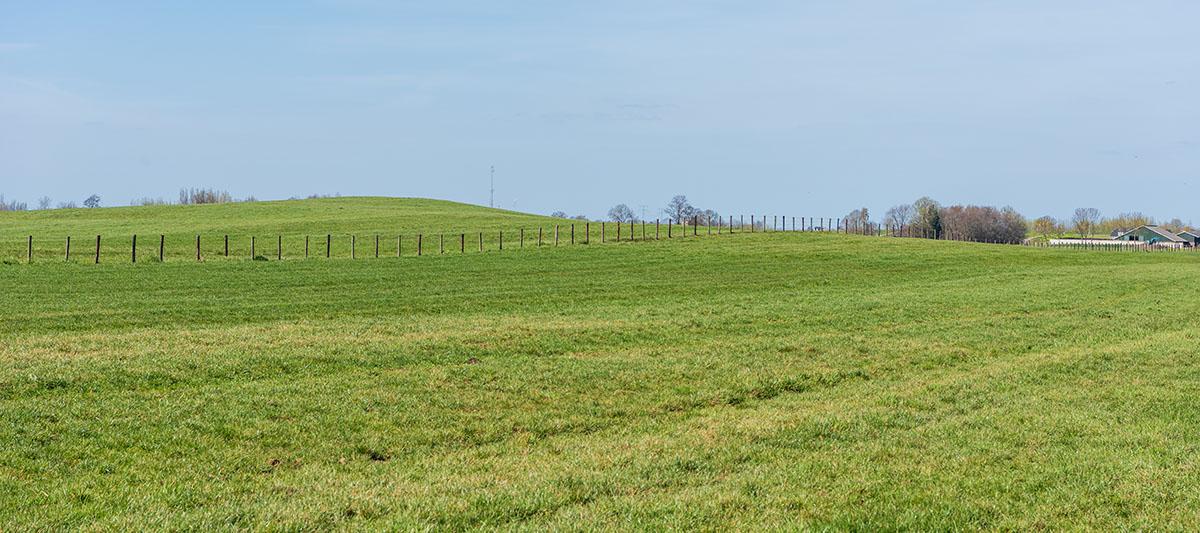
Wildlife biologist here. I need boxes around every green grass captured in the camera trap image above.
[4,199,1200,529]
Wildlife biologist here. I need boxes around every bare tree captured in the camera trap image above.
[179,187,233,205]
[550,211,568,218]
[1072,207,1100,237]
[37,196,52,210]
[695,208,720,226]
[56,201,78,209]
[83,194,101,208]
[1032,216,1057,239]
[1163,218,1187,233]
[0,194,28,211]
[662,195,694,223]
[608,203,637,223]
[884,204,915,227]
[844,207,870,230]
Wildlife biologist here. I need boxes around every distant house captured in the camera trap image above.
[1113,225,1188,245]
[1178,230,1200,245]
[1109,228,1126,239]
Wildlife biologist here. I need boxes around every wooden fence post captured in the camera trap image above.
[694,215,698,236]
[375,235,379,258]
[28,235,32,263]
[160,235,165,261]
[196,235,201,261]
[642,221,646,240]
[397,235,402,257]
[479,232,483,252]
[224,235,229,257]
[555,225,559,246]
[667,220,671,238]
[252,236,256,258]
[571,224,575,245]
[306,236,309,258]
[65,236,70,262]
[440,234,444,254]
[538,227,543,247]
[521,228,525,248]
[326,234,331,258]
[418,234,423,256]
[499,231,503,251]
[131,234,136,264]
[656,219,660,239]
[602,222,606,242]
[95,235,101,264]
[585,223,589,244]
[352,235,357,259]
[460,233,465,253]
[279,235,283,260]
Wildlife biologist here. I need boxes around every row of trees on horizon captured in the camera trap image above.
[0,188,323,212]
[842,201,1191,243]
[581,196,1194,245]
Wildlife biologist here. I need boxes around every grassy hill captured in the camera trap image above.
[0,197,573,262]
[4,199,1200,529]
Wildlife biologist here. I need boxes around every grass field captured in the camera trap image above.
[4,198,1200,529]
[0,197,572,263]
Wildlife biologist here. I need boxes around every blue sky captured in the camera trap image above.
[2,1,1198,220]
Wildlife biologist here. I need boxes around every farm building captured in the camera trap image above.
[1113,225,1188,245]
[1178,230,1200,245]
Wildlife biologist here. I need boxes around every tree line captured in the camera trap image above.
[0,193,100,211]
[0,188,267,212]
[875,197,1027,243]
[865,201,1194,243]
[1031,210,1193,240]
[553,196,1195,245]
[556,196,722,226]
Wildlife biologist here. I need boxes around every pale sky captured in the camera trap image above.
[2,1,1198,221]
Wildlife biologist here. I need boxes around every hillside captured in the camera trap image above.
[0,197,569,262]
[4,215,1200,528]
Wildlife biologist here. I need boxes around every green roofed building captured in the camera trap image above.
[1113,225,1188,245]
[1178,230,1200,245]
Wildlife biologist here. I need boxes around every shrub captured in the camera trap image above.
[179,188,233,205]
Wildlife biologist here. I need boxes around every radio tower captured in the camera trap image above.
[489,165,495,208]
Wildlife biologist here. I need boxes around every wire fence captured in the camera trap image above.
[4,215,864,264]
[5,215,1194,265]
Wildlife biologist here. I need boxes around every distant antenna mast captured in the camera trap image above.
[490,165,495,208]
